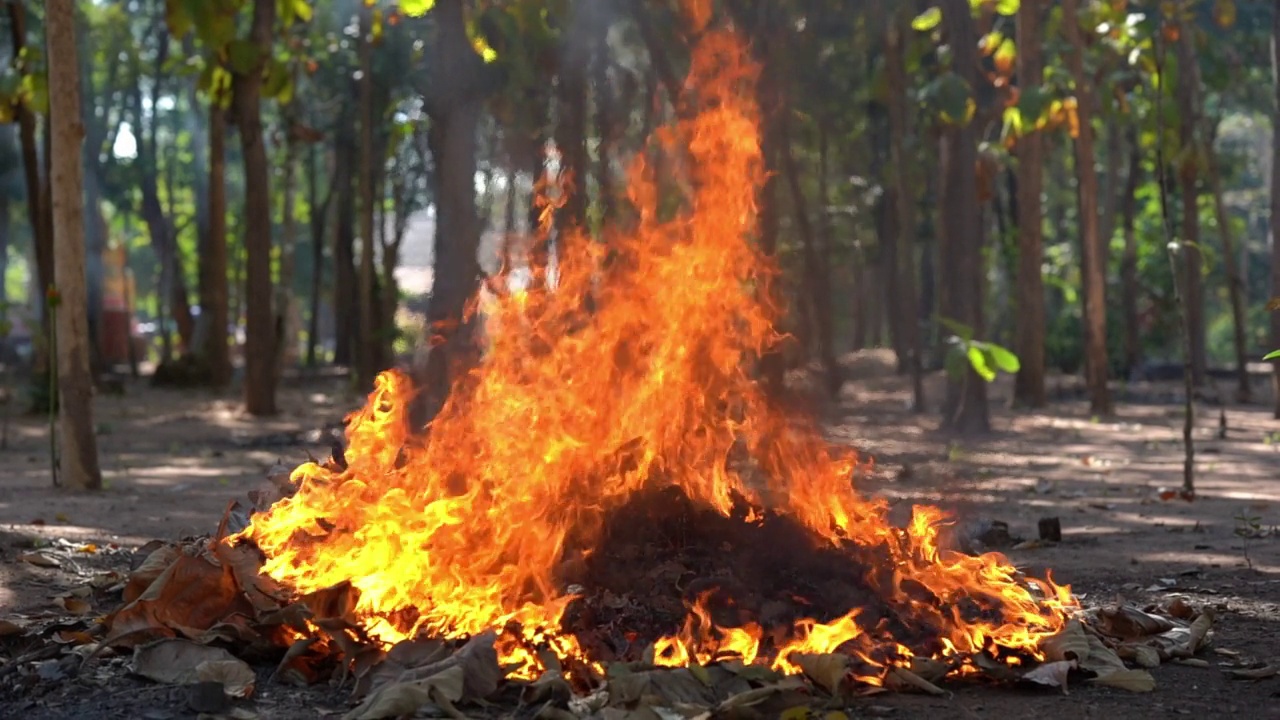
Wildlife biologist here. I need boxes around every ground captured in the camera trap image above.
[1,356,1278,718]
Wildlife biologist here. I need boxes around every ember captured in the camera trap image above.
[230,1,1073,688]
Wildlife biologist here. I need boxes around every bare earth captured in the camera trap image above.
[1,359,1278,718]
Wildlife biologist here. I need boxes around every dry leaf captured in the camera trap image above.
[1117,643,1161,668]
[1097,606,1175,639]
[20,552,60,568]
[1182,610,1214,656]
[1225,665,1278,680]
[885,667,946,696]
[792,653,849,695]
[343,665,466,720]
[108,554,252,645]
[1042,619,1089,662]
[197,659,256,698]
[908,657,949,683]
[133,638,243,686]
[0,619,27,637]
[1081,636,1127,677]
[55,595,93,616]
[122,544,181,603]
[1089,669,1155,692]
[1021,660,1075,694]
[608,668,716,707]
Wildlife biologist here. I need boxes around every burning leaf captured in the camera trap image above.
[908,657,949,683]
[343,665,465,720]
[1088,669,1155,692]
[1042,619,1089,662]
[790,653,848,695]
[609,668,716,708]
[132,638,245,686]
[1021,660,1075,694]
[885,667,947,696]
[520,669,573,706]
[108,554,252,646]
[713,677,808,711]
[197,658,257,698]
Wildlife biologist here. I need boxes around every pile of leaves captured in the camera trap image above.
[0,505,1238,720]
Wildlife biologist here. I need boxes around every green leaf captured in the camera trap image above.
[226,40,262,74]
[293,0,313,22]
[1264,350,1280,361]
[1002,105,1023,139]
[912,7,942,31]
[986,344,1021,373]
[400,0,436,16]
[165,0,193,38]
[938,316,974,342]
[995,0,1020,15]
[967,346,996,382]
[264,59,292,102]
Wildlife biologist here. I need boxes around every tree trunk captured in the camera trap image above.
[1064,0,1113,415]
[233,0,277,416]
[779,111,841,396]
[357,4,378,386]
[410,0,491,429]
[555,18,589,234]
[46,0,102,490]
[202,99,232,386]
[332,131,357,367]
[1174,19,1207,387]
[306,143,333,368]
[592,5,616,229]
[885,13,925,412]
[1272,0,1280,419]
[754,25,786,396]
[1120,124,1143,378]
[8,2,53,378]
[938,0,989,434]
[1013,0,1047,408]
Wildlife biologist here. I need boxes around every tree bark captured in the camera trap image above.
[1013,0,1047,408]
[886,13,925,412]
[307,142,333,368]
[410,0,492,429]
[938,0,989,433]
[202,98,232,386]
[332,130,357,367]
[46,0,103,490]
[1120,124,1143,378]
[1174,18,1207,387]
[754,23,786,396]
[357,4,378,386]
[1064,0,1113,415]
[1272,0,1280,418]
[233,0,277,416]
[8,1,53,378]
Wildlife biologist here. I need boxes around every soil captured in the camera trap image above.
[2,358,1279,718]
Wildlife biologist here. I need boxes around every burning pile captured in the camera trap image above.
[227,3,1073,687]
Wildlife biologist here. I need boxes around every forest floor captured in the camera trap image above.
[1,353,1278,719]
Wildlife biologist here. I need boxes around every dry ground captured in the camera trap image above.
[1,358,1278,718]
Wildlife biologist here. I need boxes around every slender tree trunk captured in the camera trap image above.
[592,6,616,229]
[1174,20,1207,387]
[357,4,378,386]
[939,0,989,433]
[1120,124,1143,377]
[1013,0,1047,408]
[1064,0,1113,415]
[886,14,925,412]
[233,0,277,416]
[47,0,102,490]
[411,0,491,428]
[306,144,333,369]
[1271,0,1280,418]
[555,24,589,234]
[8,2,53,378]
[332,132,357,367]
[754,25,785,396]
[780,113,841,396]
[202,100,231,386]
[277,135,298,381]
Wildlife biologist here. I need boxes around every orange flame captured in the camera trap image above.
[234,7,1072,683]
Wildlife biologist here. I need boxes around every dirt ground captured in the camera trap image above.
[1,359,1278,718]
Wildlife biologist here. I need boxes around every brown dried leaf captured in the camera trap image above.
[123,544,180,603]
[1021,660,1075,694]
[55,595,93,616]
[521,669,573,707]
[1225,664,1278,680]
[885,667,946,696]
[792,653,849,695]
[1088,669,1155,692]
[343,665,466,720]
[1081,635,1127,677]
[197,658,257,698]
[1183,610,1214,655]
[908,657,949,683]
[1116,643,1161,669]
[20,551,60,568]
[0,619,28,637]
[608,668,716,707]
[714,677,807,711]
[108,555,253,646]
[133,638,242,686]
[1097,606,1176,639]
[1042,619,1089,662]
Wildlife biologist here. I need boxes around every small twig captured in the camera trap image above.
[0,643,65,680]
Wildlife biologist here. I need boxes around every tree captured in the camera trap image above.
[1063,0,1112,416]
[938,0,989,434]
[46,0,103,490]
[233,0,278,416]
[1272,0,1280,419]
[204,88,232,387]
[357,2,378,386]
[1173,11,1206,388]
[1012,0,1047,409]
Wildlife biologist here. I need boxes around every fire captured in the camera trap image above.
[232,6,1073,685]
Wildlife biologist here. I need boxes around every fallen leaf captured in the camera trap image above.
[1175,658,1210,667]
[53,630,96,645]
[1117,643,1161,668]
[885,667,946,696]
[197,658,256,698]
[791,653,849,695]
[343,665,465,720]
[78,543,98,554]
[107,553,252,645]
[123,544,181,603]
[1021,660,1075,694]
[1182,610,1214,655]
[0,619,27,637]
[608,667,715,707]
[1097,605,1176,639]
[133,638,244,686]
[55,595,93,616]
[1081,635,1127,677]
[20,552,60,568]
[1225,664,1278,680]
[908,657,949,683]
[1042,619,1089,663]
[1089,669,1155,692]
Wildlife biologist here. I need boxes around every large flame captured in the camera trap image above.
[236,11,1072,683]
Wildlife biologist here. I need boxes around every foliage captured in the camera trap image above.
[939,318,1021,383]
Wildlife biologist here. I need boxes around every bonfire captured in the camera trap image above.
[22,4,1213,718]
